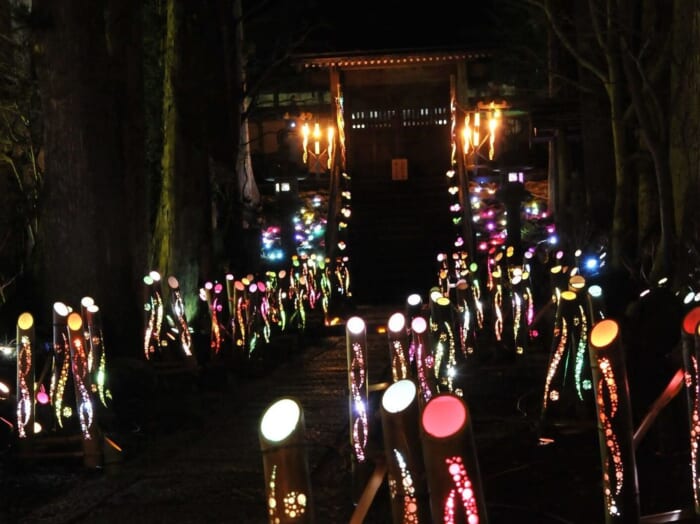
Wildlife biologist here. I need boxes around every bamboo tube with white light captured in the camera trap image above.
[82,303,111,408]
[259,397,314,523]
[380,379,430,524]
[411,316,439,408]
[420,393,489,524]
[387,312,411,382]
[346,315,371,504]
[51,301,72,430]
[167,276,195,362]
[429,295,459,394]
[16,312,35,440]
[680,306,700,516]
[588,319,640,523]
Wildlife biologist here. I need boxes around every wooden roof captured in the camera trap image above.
[293,48,492,71]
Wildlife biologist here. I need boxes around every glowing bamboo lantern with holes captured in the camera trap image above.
[411,316,438,408]
[429,296,459,394]
[455,279,477,359]
[589,319,640,523]
[142,272,164,360]
[167,276,194,361]
[346,315,371,503]
[680,306,700,516]
[420,393,488,524]
[387,312,411,382]
[381,379,430,524]
[67,312,101,468]
[405,293,424,369]
[82,303,111,407]
[259,397,314,523]
[16,312,35,440]
[587,284,607,323]
[51,302,72,430]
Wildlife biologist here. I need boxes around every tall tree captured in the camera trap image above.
[31,0,131,347]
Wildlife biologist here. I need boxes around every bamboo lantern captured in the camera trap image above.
[168,276,195,361]
[387,312,411,382]
[411,316,439,408]
[588,319,640,523]
[16,312,35,440]
[51,301,72,430]
[420,393,488,524]
[346,315,371,503]
[680,306,700,516]
[259,397,314,523]
[381,379,430,524]
[67,312,102,468]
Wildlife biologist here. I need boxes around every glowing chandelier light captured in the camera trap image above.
[301,120,334,173]
[461,101,505,164]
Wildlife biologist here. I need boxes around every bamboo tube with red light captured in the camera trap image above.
[387,312,411,382]
[380,379,430,524]
[411,316,439,407]
[346,315,371,503]
[259,397,314,523]
[51,302,72,429]
[420,393,489,524]
[67,312,102,468]
[680,306,700,516]
[16,312,35,440]
[588,319,640,523]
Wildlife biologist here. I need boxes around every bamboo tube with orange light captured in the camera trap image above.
[51,301,72,430]
[82,303,111,407]
[259,397,314,523]
[588,319,640,523]
[420,393,489,524]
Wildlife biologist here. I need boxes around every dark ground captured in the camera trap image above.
[0,303,696,524]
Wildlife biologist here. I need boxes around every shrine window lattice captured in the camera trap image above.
[350,106,450,129]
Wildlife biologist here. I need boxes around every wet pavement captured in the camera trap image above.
[1,302,697,523]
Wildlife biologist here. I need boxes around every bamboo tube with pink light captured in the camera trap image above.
[420,392,489,524]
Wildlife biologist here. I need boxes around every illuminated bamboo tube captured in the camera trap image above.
[346,315,371,504]
[16,312,35,440]
[67,312,102,468]
[405,293,424,368]
[259,397,314,524]
[411,316,439,407]
[586,284,607,323]
[387,312,411,382]
[142,272,163,360]
[83,303,111,408]
[51,301,72,430]
[420,393,489,524]
[429,296,459,394]
[455,279,477,359]
[380,379,430,524]
[167,276,195,361]
[680,306,700,516]
[588,319,640,523]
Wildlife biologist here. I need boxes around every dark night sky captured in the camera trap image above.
[246,0,501,55]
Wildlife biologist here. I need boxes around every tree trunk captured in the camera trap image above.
[151,0,213,322]
[31,0,129,348]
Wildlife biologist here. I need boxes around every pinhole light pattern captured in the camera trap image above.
[142,273,164,360]
[68,314,94,440]
[683,353,700,510]
[84,306,111,407]
[454,280,475,357]
[443,456,480,524]
[168,277,193,357]
[267,464,308,522]
[542,317,567,411]
[347,317,369,464]
[597,356,623,517]
[388,313,410,382]
[16,318,33,438]
[412,317,437,404]
[51,308,71,428]
[574,304,589,401]
[391,449,420,523]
